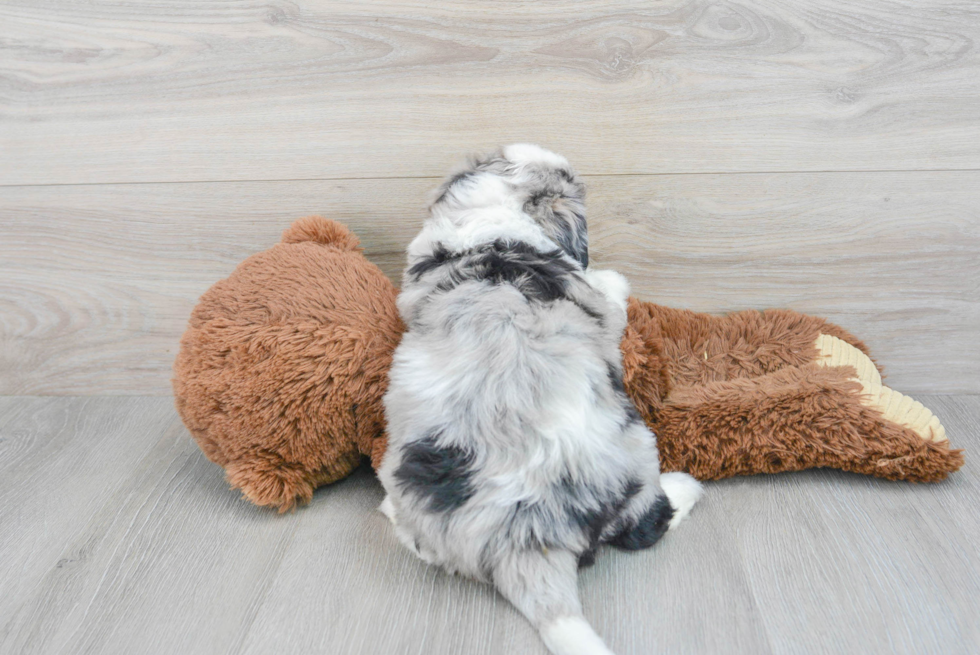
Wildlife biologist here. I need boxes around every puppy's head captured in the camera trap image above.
[432,144,589,267]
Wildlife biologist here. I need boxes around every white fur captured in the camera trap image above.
[378,145,703,655]
[378,495,394,519]
[660,472,704,530]
[541,616,616,655]
[585,269,631,314]
[503,142,572,169]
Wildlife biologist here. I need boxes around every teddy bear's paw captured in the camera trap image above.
[872,385,947,444]
[814,334,947,444]
[814,333,882,388]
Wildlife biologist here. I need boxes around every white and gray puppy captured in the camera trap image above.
[378,144,703,655]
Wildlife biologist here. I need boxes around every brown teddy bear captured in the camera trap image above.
[173,216,962,512]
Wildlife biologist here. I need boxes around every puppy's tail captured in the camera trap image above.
[492,548,616,655]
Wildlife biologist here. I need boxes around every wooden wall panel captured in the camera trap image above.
[1,0,978,184]
[2,171,976,394]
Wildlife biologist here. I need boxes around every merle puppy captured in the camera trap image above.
[378,144,702,655]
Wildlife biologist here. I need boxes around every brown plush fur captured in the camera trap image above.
[173,217,402,511]
[173,216,962,511]
[622,302,963,482]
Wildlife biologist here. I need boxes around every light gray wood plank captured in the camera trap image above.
[234,397,977,655]
[0,397,177,642]
[0,397,300,655]
[1,0,979,185]
[583,496,773,655]
[2,171,977,395]
[1,397,975,654]
[718,395,980,655]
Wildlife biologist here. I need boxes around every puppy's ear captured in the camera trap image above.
[431,150,511,207]
[523,172,589,268]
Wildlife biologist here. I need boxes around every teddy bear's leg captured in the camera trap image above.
[812,334,946,443]
[652,364,963,483]
[224,447,363,513]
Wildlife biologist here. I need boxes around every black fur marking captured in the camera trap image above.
[526,190,550,207]
[562,478,610,569]
[572,299,604,324]
[562,476,640,569]
[625,403,644,425]
[607,362,625,393]
[394,431,476,513]
[534,205,588,270]
[608,363,645,426]
[407,243,460,280]
[520,179,589,269]
[574,479,641,569]
[558,210,589,269]
[623,478,643,501]
[609,494,674,551]
[478,242,574,302]
[421,240,580,305]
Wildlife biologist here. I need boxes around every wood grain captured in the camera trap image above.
[0,397,179,648]
[2,0,977,652]
[1,0,979,185]
[717,395,980,654]
[2,171,977,395]
[0,396,976,654]
[0,397,298,655]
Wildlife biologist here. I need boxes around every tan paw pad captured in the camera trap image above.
[814,334,947,443]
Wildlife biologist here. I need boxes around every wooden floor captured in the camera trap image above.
[2,1,979,653]
[0,396,977,654]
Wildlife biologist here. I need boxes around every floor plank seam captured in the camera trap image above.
[3,167,980,189]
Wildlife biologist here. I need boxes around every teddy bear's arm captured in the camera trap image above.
[629,301,880,389]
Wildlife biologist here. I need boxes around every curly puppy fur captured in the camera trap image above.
[377,144,702,655]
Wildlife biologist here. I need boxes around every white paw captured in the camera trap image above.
[660,472,703,530]
[380,495,440,565]
[541,616,616,655]
[378,495,396,521]
[585,269,630,314]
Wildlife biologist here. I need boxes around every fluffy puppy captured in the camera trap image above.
[378,144,702,655]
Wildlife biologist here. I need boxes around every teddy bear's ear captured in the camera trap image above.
[281,215,361,251]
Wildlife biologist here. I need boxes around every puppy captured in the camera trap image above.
[378,144,702,655]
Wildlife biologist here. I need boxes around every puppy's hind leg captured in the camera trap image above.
[608,473,703,551]
[378,495,439,565]
[492,548,615,655]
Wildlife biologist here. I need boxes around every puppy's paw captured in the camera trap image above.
[660,472,703,530]
[379,495,396,521]
[381,496,440,564]
[585,269,630,314]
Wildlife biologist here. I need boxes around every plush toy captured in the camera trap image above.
[173,216,963,511]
